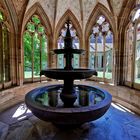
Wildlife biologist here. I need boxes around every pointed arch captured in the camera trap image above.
[22,2,52,36]
[124,1,140,89]
[0,0,17,88]
[22,2,53,83]
[1,0,17,33]
[120,0,136,30]
[55,9,83,46]
[107,0,114,15]
[85,3,115,82]
[85,3,116,39]
[117,1,136,85]
[54,10,83,68]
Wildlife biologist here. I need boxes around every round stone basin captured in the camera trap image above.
[40,69,97,80]
[25,85,112,127]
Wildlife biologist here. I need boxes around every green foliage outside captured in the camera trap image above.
[24,15,47,78]
[97,71,112,79]
[0,11,4,22]
[135,78,140,83]
[33,33,40,76]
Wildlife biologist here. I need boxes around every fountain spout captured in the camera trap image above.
[64,19,73,70]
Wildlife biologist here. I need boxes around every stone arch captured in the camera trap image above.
[21,2,53,83]
[0,0,18,87]
[84,3,116,67]
[54,9,83,49]
[1,0,18,33]
[118,1,136,85]
[22,2,52,37]
[85,3,116,41]
[84,3,115,79]
[119,1,135,31]
[21,2,53,67]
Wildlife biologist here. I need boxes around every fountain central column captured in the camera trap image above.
[60,20,77,107]
[60,78,77,107]
[64,20,73,70]
[64,52,73,70]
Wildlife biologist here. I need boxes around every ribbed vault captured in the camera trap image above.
[21,0,126,30]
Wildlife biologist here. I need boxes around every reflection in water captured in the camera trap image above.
[79,89,89,106]
[36,86,104,107]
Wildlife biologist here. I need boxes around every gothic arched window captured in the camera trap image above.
[89,15,113,81]
[23,15,48,82]
[0,10,10,85]
[57,21,80,68]
[125,7,140,89]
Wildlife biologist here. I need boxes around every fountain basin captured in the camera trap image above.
[40,69,97,80]
[25,84,112,127]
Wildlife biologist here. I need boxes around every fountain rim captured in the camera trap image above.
[53,49,85,54]
[40,68,97,72]
[40,69,98,79]
[25,84,112,113]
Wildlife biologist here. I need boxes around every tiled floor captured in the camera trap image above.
[0,102,140,140]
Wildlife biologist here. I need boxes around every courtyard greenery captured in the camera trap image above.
[24,15,47,78]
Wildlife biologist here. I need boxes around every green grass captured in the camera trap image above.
[24,71,40,78]
[24,71,32,78]
[135,78,140,84]
[97,71,112,79]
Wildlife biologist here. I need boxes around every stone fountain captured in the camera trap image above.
[25,20,112,128]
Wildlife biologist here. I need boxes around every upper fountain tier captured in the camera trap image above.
[40,20,97,80]
[40,69,97,80]
[40,19,97,79]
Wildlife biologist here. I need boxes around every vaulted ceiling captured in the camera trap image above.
[9,0,135,31]
[25,0,125,27]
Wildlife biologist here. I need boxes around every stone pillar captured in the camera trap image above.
[0,25,3,84]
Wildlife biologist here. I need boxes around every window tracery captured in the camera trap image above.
[89,15,113,81]
[23,15,48,81]
[125,7,140,87]
[57,21,80,68]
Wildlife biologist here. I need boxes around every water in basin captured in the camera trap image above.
[35,85,105,107]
